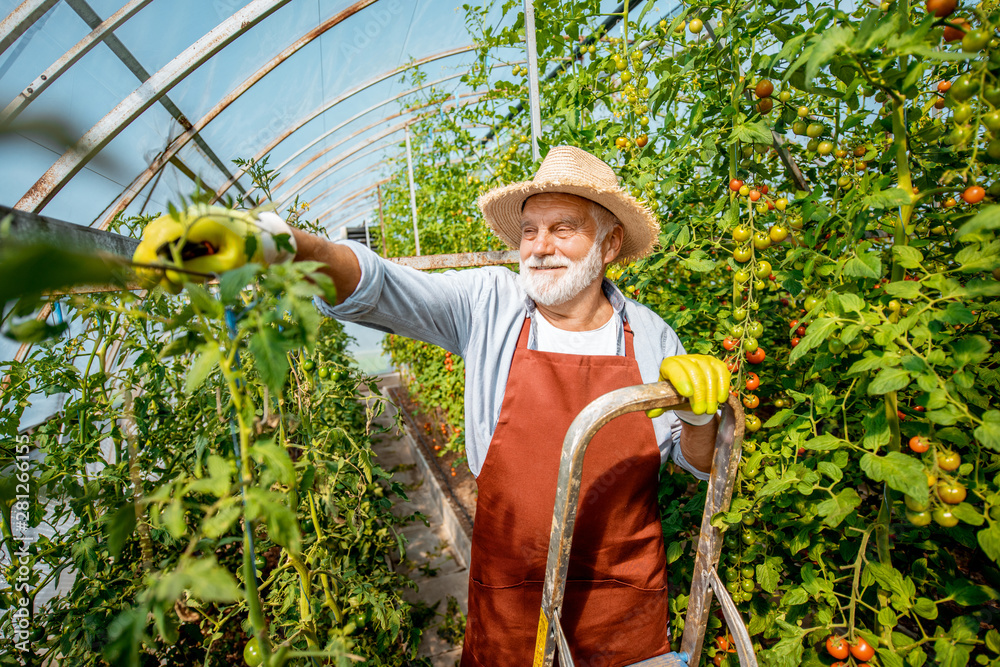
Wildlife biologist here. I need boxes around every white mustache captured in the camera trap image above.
[524,256,570,269]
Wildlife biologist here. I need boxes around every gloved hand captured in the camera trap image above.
[132,204,297,294]
[647,354,731,421]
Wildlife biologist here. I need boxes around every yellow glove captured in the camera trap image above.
[647,354,731,419]
[132,204,296,294]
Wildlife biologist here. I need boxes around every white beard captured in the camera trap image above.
[518,239,605,307]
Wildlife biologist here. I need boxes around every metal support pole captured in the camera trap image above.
[523,0,542,161]
[404,125,421,256]
[377,183,388,256]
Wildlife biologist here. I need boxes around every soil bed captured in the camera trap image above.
[388,386,477,534]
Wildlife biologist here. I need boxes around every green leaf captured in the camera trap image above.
[913,597,938,619]
[818,461,843,483]
[246,488,301,554]
[682,251,716,272]
[185,283,222,318]
[977,523,1000,562]
[884,280,922,298]
[219,263,260,303]
[950,502,984,526]
[201,502,241,538]
[805,26,853,85]
[805,434,848,451]
[878,649,905,667]
[867,367,911,395]
[3,319,68,343]
[975,411,1000,451]
[251,440,295,485]
[864,188,912,209]
[756,558,781,594]
[666,540,684,564]
[781,587,809,606]
[729,119,773,144]
[789,317,839,363]
[154,556,241,603]
[843,251,882,278]
[948,582,999,606]
[877,606,899,629]
[249,327,291,396]
[105,502,137,559]
[860,452,928,502]
[985,629,1000,654]
[867,562,914,608]
[892,245,924,269]
[184,344,220,395]
[817,487,861,527]
[956,204,1000,237]
[163,500,187,539]
[949,336,992,367]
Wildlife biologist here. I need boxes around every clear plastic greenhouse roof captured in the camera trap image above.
[0,0,585,234]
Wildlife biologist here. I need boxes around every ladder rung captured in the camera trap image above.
[628,651,689,666]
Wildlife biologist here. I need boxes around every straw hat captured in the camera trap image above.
[478,145,659,263]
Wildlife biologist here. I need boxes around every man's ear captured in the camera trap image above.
[603,224,624,265]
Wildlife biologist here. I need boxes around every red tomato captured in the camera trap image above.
[745,372,760,391]
[743,394,760,409]
[729,178,744,192]
[826,636,850,660]
[908,435,930,453]
[723,336,738,351]
[962,185,985,204]
[745,348,766,364]
[850,638,876,661]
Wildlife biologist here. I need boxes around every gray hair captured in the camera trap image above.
[588,200,621,244]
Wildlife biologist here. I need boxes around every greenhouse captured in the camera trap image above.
[2,0,1000,665]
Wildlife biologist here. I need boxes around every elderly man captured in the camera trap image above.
[136,146,729,666]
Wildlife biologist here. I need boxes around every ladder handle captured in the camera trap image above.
[708,569,759,667]
[535,382,744,667]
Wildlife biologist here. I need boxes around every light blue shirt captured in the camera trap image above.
[316,241,709,480]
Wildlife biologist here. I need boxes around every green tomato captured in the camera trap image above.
[734,269,750,283]
[742,337,759,353]
[244,638,263,667]
[950,74,980,102]
[953,103,974,125]
[803,295,821,311]
[753,279,766,292]
[986,111,1000,132]
[753,232,772,250]
[817,140,834,155]
[754,261,772,279]
[932,507,959,528]
[740,565,755,579]
[792,120,808,136]
[963,28,992,52]
[740,579,756,592]
[303,359,315,371]
[904,494,929,512]
[733,226,752,242]
[907,510,932,527]
[733,307,748,321]
[730,324,745,338]
[741,530,757,546]
[733,246,752,263]
[747,321,764,337]
[806,122,825,138]
[318,367,330,379]
[828,338,845,354]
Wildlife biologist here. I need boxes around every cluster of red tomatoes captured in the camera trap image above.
[903,435,969,527]
[825,635,876,665]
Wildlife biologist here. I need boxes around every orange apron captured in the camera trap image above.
[460,316,670,667]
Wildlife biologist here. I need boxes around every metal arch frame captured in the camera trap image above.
[266,90,481,196]
[94,44,476,232]
[15,0,300,213]
[274,94,486,211]
[308,151,471,223]
[0,0,59,56]
[218,45,479,202]
[1,0,153,123]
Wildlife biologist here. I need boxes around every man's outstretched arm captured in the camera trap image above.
[290,228,361,306]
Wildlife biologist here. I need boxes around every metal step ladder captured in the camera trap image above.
[532,383,756,667]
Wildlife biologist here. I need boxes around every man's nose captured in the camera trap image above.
[531,229,555,255]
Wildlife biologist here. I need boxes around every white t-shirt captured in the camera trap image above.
[534,311,620,356]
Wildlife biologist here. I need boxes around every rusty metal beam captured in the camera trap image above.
[15,0,295,213]
[275,94,486,210]
[217,46,477,201]
[62,0,245,196]
[0,0,59,56]
[389,250,518,270]
[94,5,453,231]
[0,204,138,257]
[270,91,486,199]
[1,0,152,123]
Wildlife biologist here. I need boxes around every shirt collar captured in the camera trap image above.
[522,278,628,319]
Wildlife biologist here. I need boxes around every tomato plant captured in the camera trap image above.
[375,0,1000,664]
